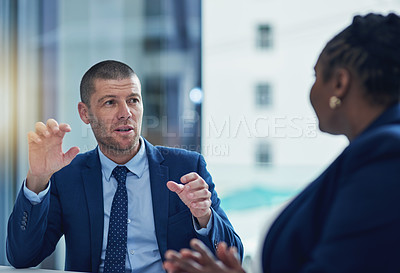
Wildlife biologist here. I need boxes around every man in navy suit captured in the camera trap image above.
[6,60,243,273]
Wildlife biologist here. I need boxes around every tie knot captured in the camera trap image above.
[112,166,128,185]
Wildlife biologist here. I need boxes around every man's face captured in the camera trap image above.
[83,76,143,158]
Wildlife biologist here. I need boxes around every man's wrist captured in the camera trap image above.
[26,170,52,194]
[193,209,213,236]
[23,179,51,205]
[195,209,212,228]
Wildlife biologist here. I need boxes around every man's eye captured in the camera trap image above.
[128,98,139,104]
[105,100,114,105]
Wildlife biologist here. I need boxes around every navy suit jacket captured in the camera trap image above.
[7,139,243,272]
[262,104,400,273]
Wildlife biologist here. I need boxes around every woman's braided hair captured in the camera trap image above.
[321,13,400,106]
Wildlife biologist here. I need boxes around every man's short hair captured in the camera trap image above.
[80,60,137,106]
[321,13,400,106]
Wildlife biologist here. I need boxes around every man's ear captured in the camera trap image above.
[333,68,351,99]
[78,102,90,124]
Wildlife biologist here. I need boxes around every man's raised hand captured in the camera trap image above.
[26,119,80,193]
[167,172,212,228]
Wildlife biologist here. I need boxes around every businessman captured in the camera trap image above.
[6,60,243,273]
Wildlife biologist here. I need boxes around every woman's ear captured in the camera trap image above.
[78,102,90,124]
[333,68,351,98]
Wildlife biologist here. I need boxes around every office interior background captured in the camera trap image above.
[1,0,400,271]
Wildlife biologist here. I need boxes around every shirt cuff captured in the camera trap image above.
[23,179,51,205]
[193,211,213,236]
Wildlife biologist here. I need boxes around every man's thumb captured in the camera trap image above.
[166,181,184,194]
[64,146,80,166]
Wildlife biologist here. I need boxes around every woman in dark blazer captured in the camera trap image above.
[163,12,400,273]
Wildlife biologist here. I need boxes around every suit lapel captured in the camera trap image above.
[144,139,170,259]
[81,148,104,273]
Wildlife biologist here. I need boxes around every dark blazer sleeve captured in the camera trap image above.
[194,154,244,260]
[6,150,98,272]
[6,181,63,268]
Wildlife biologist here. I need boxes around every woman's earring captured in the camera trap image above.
[329,96,341,109]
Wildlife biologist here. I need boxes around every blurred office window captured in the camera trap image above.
[256,142,272,165]
[0,0,17,266]
[257,24,273,49]
[0,0,43,265]
[0,0,201,269]
[145,0,164,16]
[255,82,273,107]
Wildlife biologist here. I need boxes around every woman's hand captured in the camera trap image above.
[164,239,246,273]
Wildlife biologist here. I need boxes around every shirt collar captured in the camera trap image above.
[98,137,147,182]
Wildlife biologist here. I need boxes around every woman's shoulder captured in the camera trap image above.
[342,123,400,169]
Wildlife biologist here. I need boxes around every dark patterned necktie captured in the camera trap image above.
[104,166,128,273]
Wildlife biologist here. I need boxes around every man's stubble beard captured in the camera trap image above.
[89,116,141,157]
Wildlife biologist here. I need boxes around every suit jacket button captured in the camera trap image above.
[23,211,28,217]
[20,225,26,231]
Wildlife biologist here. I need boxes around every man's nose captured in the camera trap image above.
[117,102,132,120]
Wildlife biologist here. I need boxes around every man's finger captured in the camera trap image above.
[35,122,50,137]
[181,175,209,191]
[57,123,72,138]
[188,189,211,200]
[46,118,60,134]
[181,172,200,184]
[167,181,185,194]
[190,199,211,210]
[27,131,42,144]
[59,123,72,133]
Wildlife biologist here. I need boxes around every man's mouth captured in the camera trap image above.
[114,126,134,132]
